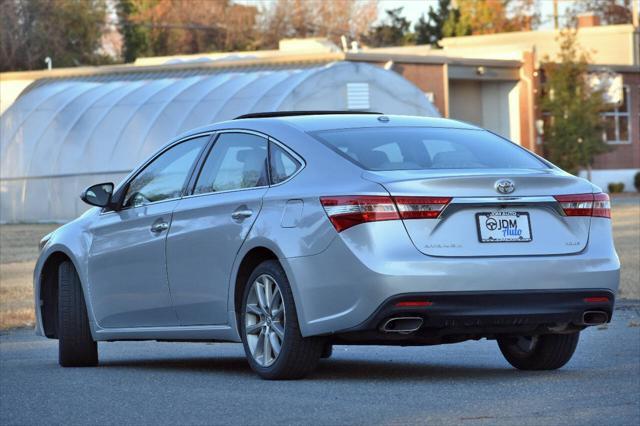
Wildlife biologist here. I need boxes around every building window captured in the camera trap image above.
[602,86,630,144]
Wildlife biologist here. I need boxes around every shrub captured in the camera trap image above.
[608,182,625,193]
[635,172,640,192]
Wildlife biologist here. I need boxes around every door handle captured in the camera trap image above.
[231,209,253,221]
[150,221,170,233]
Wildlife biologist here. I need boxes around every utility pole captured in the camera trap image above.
[553,0,559,30]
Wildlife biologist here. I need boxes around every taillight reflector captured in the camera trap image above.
[395,301,433,307]
[320,195,451,232]
[554,193,610,218]
[584,297,609,303]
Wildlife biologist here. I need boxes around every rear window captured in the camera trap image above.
[311,127,547,171]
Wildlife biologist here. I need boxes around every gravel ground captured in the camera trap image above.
[611,197,640,299]
[1,302,639,425]
[0,197,638,328]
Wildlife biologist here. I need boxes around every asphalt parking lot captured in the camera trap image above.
[1,302,638,426]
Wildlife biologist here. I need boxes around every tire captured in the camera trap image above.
[58,261,98,367]
[497,332,579,371]
[240,260,323,380]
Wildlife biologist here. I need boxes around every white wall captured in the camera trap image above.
[579,169,640,193]
[0,80,33,115]
[449,80,520,143]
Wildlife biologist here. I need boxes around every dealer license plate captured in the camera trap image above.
[476,211,532,243]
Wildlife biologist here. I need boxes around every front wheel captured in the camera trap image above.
[58,261,98,367]
[240,260,322,380]
[497,332,579,370]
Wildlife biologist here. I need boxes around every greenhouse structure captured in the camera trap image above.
[0,60,438,222]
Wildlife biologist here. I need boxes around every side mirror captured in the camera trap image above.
[81,182,114,207]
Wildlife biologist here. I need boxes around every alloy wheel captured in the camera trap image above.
[245,274,286,367]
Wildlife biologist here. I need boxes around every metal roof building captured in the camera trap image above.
[0,60,438,223]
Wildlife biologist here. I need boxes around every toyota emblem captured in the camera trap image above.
[495,179,515,194]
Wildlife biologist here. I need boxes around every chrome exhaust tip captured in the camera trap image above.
[380,317,423,334]
[581,310,609,326]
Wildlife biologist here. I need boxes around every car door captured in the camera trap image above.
[87,135,210,328]
[166,132,269,325]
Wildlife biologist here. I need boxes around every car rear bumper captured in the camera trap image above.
[283,221,620,337]
[331,289,614,345]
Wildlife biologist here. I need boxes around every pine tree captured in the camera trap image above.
[366,8,413,47]
[414,0,458,47]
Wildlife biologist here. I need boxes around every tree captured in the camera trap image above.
[118,0,259,61]
[117,0,151,63]
[567,0,633,26]
[366,7,413,47]
[444,0,538,36]
[414,0,465,47]
[540,31,610,177]
[0,0,110,71]
[258,0,377,49]
[442,2,472,38]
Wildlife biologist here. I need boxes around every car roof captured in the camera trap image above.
[236,113,480,133]
[174,113,481,143]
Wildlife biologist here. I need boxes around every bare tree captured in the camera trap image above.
[258,0,378,48]
[122,0,259,58]
[566,0,633,26]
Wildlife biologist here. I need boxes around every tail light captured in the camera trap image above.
[320,196,399,232]
[592,193,612,218]
[554,193,611,218]
[320,195,451,232]
[394,197,452,219]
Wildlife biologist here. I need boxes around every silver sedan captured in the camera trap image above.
[34,112,619,379]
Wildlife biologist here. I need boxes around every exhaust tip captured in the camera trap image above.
[381,317,423,334]
[581,310,609,326]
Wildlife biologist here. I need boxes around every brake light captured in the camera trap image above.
[320,195,451,232]
[554,193,610,218]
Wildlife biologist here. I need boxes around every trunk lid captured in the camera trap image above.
[363,168,593,257]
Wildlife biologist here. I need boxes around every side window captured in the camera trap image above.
[270,143,301,184]
[194,133,268,194]
[123,136,209,208]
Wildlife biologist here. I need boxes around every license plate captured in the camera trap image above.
[476,211,532,243]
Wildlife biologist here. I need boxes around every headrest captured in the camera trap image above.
[359,150,390,168]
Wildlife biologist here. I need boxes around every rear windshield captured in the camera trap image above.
[311,127,548,171]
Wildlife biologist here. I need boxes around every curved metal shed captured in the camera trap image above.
[0,61,438,222]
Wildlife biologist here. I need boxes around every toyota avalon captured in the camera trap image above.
[34,112,619,379]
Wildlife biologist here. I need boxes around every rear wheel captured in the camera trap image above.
[58,261,98,367]
[497,332,579,370]
[240,260,322,380]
